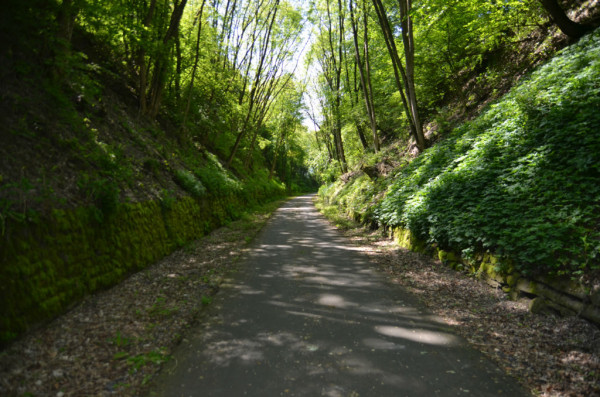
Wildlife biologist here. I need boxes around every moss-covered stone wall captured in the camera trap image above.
[0,195,247,344]
[390,226,600,326]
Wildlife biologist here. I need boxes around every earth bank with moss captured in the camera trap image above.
[0,187,287,345]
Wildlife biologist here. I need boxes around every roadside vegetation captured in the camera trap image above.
[312,1,600,284]
[1,0,317,232]
[327,30,600,279]
[1,0,319,345]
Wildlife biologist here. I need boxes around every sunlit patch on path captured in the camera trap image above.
[149,195,528,396]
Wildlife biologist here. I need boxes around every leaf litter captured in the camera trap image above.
[1,201,599,396]
[0,208,275,396]
[336,221,600,397]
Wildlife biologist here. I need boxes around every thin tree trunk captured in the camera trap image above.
[349,0,379,151]
[174,32,182,104]
[344,7,369,151]
[397,0,424,149]
[364,0,380,150]
[54,0,80,78]
[325,0,347,172]
[371,0,425,151]
[138,0,158,115]
[269,128,286,179]
[56,0,78,46]
[182,0,208,130]
[147,0,189,118]
[226,0,280,168]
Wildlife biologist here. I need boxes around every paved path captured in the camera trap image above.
[150,195,528,396]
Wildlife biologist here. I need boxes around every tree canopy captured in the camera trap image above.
[5,0,590,187]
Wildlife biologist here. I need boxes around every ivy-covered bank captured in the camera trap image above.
[318,29,600,322]
[0,189,284,345]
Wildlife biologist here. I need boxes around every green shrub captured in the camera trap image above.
[374,29,600,277]
[159,189,175,210]
[173,169,206,198]
[193,153,241,196]
[77,175,120,222]
[241,169,286,206]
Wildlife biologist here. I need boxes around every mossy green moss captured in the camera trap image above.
[392,227,427,253]
[0,193,265,346]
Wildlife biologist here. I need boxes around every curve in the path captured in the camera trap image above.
[150,195,528,396]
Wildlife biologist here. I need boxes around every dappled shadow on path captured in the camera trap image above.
[153,195,526,396]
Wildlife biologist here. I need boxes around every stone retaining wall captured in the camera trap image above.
[0,194,248,345]
[391,227,600,326]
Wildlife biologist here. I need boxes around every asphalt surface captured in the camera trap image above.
[150,195,529,396]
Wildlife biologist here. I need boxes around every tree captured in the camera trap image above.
[268,83,304,180]
[182,0,208,132]
[349,0,380,152]
[371,0,426,152]
[54,0,83,78]
[225,0,304,168]
[145,0,189,118]
[226,0,281,167]
[311,0,349,173]
[539,0,590,39]
[397,0,424,150]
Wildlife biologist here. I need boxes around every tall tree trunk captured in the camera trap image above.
[174,32,182,105]
[324,0,347,173]
[182,0,208,130]
[336,0,348,172]
[54,0,81,78]
[398,0,424,149]
[349,0,379,152]
[539,0,590,39]
[138,0,158,115]
[56,0,78,47]
[344,8,369,151]
[371,0,425,151]
[363,0,380,150]
[226,0,280,168]
[147,0,189,118]
[269,128,287,180]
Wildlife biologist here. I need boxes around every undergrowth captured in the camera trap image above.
[323,28,600,278]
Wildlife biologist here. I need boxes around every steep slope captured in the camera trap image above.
[320,28,600,311]
[0,20,288,345]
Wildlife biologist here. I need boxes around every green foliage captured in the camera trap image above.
[412,0,544,113]
[173,169,206,198]
[0,177,40,234]
[240,169,286,206]
[318,174,379,224]
[77,174,120,222]
[0,0,306,347]
[0,191,286,344]
[307,0,552,173]
[194,153,242,196]
[159,189,176,210]
[375,30,600,277]
[126,349,170,372]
